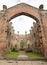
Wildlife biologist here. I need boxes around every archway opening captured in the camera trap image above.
[5,12,43,58]
[10,15,36,34]
[9,14,41,53]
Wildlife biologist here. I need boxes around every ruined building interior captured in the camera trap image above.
[0,3,47,58]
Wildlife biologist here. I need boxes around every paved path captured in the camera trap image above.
[18,51,28,59]
[0,60,47,65]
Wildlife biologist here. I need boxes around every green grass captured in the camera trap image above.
[4,51,43,59]
[26,52,43,58]
[4,51,19,58]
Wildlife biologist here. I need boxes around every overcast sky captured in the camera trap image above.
[0,0,47,34]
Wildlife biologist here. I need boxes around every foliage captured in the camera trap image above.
[28,44,30,49]
[20,40,24,49]
[4,51,19,58]
[11,47,16,52]
[11,44,17,52]
[26,52,43,58]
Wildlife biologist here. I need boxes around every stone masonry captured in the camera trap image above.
[0,3,47,58]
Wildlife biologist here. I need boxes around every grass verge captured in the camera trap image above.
[4,51,19,58]
[26,52,43,58]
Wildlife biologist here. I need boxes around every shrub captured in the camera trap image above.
[11,47,16,52]
[11,44,18,52]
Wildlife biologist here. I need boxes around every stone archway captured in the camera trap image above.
[7,3,39,21]
[0,3,47,58]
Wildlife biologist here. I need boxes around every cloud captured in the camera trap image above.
[20,0,47,9]
[0,0,20,10]
[0,0,47,10]
[20,0,28,2]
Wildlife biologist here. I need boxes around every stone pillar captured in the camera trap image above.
[24,31,27,49]
[39,5,47,58]
[0,5,8,55]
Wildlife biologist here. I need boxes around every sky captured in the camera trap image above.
[0,0,47,34]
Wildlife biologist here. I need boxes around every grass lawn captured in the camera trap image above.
[26,52,43,58]
[4,51,19,58]
[4,51,43,59]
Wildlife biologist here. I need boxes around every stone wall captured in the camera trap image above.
[0,3,47,58]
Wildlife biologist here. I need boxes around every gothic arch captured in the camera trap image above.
[1,3,47,58]
[6,3,47,58]
[6,3,40,22]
